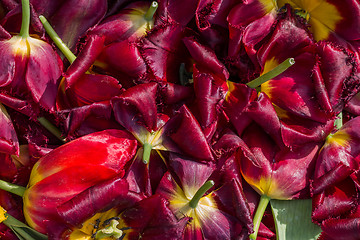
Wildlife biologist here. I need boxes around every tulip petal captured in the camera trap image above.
[57,176,132,227]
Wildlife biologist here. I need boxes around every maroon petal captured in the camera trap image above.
[163,105,214,161]
[183,36,229,80]
[139,20,189,83]
[320,218,360,240]
[49,0,107,51]
[121,195,188,240]
[63,102,122,138]
[112,82,159,132]
[312,178,357,223]
[0,105,19,155]
[95,40,146,79]
[158,0,197,26]
[316,42,359,113]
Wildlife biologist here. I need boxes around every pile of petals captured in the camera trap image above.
[0,0,360,239]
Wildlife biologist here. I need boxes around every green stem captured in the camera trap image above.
[2,210,48,240]
[39,15,76,63]
[142,143,152,164]
[246,58,295,89]
[249,195,271,240]
[334,111,343,130]
[144,1,158,21]
[19,0,30,38]
[189,180,215,208]
[0,180,26,197]
[37,117,66,143]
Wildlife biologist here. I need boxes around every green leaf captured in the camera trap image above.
[270,199,321,240]
[3,214,48,240]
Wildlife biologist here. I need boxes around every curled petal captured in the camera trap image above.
[163,105,214,161]
[57,176,134,227]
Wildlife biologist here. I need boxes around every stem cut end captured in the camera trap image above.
[144,1,158,22]
[142,143,152,164]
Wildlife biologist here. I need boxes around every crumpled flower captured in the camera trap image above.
[157,153,253,239]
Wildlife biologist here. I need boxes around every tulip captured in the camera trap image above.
[90,1,159,81]
[51,194,188,240]
[0,130,138,234]
[238,122,321,239]
[39,16,123,111]
[157,153,253,239]
[0,0,63,112]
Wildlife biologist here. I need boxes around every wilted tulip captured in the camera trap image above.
[0,0,63,112]
[157,153,253,239]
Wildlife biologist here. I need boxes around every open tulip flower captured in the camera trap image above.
[51,194,188,240]
[112,82,213,195]
[156,153,253,239]
[228,0,360,63]
[112,82,213,164]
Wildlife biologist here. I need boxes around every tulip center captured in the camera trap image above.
[294,8,310,21]
[94,219,123,240]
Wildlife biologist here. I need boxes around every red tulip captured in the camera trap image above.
[22,129,138,233]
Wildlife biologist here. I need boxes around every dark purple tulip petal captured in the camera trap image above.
[193,67,223,129]
[222,81,257,136]
[183,37,229,81]
[121,195,188,240]
[159,81,193,106]
[89,1,156,45]
[239,123,320,199]
[64,35,105,81]
[139,20,189,83]
[312,178,357,224]
[313,116,360,191]
[163,105,214,161]
[196,0,238,30]
[49,0,107,51]
[112,82,158,132]
[158,0,197,26]
[26,37,63,111]
[95,40,147,79]
[346,92,360,116]
[0,105,19,156]
[210,178,254,237]
[63,102,122,138]
[0,93,39,118]
[319,218,360,240]
[315,42,359,113]
[246,92,334,147]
